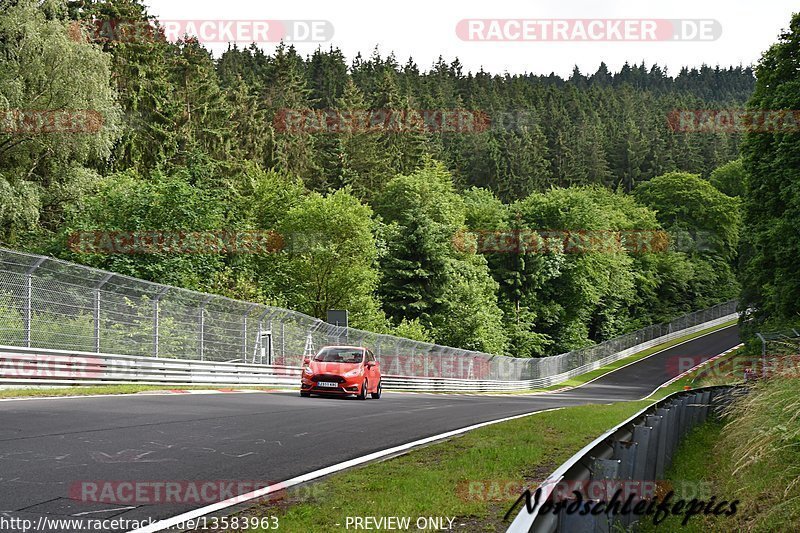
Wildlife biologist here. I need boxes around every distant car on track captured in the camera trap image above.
[300,346,382,399]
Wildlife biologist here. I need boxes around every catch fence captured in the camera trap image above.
[0,247,737,385]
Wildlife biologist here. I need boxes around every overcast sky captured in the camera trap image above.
[144,0,797,76]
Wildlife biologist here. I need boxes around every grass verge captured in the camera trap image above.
[212,330,743,532]
[642,367,800,532]
[236,401,654,533]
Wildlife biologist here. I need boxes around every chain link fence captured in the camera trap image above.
[0,247,738,382]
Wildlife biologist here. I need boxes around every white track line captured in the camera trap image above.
[0,389,288,403]
[127,406,567,533]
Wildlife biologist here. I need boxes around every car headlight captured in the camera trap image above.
[344,368,362,378]
[303,366,313,375]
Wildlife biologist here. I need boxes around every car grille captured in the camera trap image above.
[312,374,346,383]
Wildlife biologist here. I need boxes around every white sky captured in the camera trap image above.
[144,0,797,76]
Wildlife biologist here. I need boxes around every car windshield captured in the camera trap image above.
[314,348,364,363]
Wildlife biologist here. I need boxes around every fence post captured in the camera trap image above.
[242,303,257,362]
[280,321,285,358]
[93,273,113,353]
[153,287,170,357]
[267,320,274,364]
[255,308,272,363]
[23,258,46,348]
[199,295,213,361]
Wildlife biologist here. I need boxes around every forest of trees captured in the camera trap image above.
[1,0,753,356]
[739,13,800,335]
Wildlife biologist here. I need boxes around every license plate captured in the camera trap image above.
[317,381,338,388]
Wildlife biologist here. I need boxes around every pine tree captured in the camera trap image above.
[326,80,392,200]
[264,44,323,189]
[372,69,429,175]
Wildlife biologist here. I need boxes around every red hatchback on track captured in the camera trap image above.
[300,346,382,399]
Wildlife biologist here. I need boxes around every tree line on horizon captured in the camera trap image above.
[1,0,755,357]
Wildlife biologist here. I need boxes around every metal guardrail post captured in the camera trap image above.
[593,458,620,530]
[562,457,617,531]
[23,257,46,348]
[674,396,686,438]
[152,287,169,357]
[93,273,113,353]
[655,407,672,472]
[611,440,638,529]
[701,390,711,419]
[559,501,610,532]
[691,393,700,429]
[631,425,652,481]
[646,414,666,479]
[611,441,637,480]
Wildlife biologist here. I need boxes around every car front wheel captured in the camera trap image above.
[358,380,368,400]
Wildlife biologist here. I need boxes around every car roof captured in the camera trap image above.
[320,345,366,350]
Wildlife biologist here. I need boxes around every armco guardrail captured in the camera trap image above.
[0,344,530,391]
[0,345,301,388]
[0,247,737,388]
[0,315,735,392]
[506,385,745,532]
[0,345,528,391]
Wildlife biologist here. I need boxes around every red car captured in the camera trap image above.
[300,346,382,399]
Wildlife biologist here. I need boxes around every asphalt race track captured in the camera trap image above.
[0,325,740,532]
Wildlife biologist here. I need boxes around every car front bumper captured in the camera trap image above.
[301,375,363,395]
